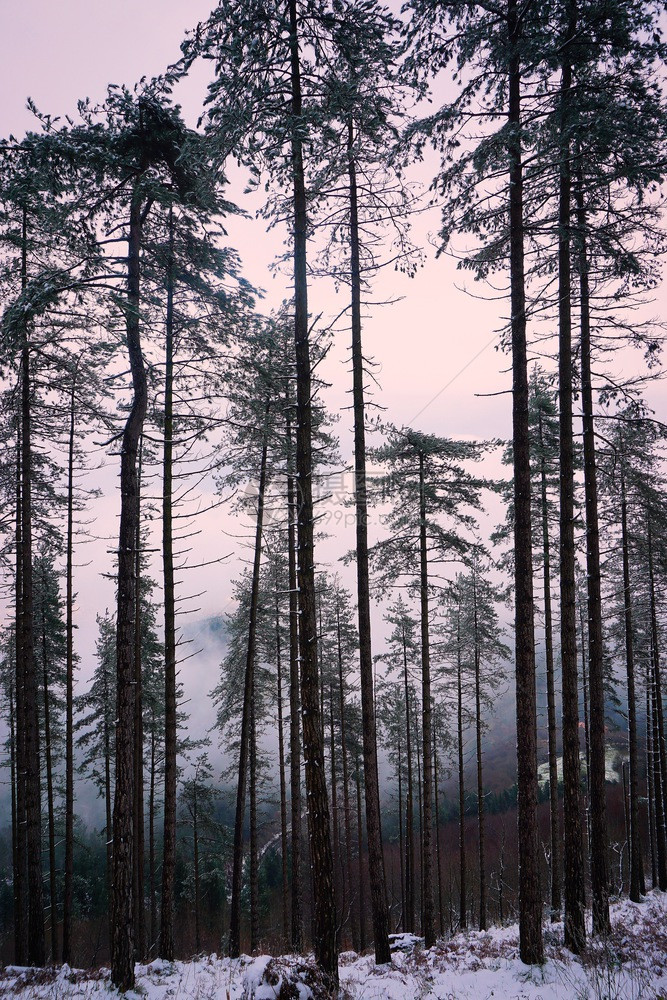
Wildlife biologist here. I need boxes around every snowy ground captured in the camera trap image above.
[1,891,666,999]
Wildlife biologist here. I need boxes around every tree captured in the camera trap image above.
[189,3,342,979]
[369,425,484,945]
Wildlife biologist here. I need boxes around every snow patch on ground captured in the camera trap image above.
[2,891,665,999]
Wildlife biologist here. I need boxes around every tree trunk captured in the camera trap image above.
[646,663,658,888]
[403,629,415,935]
[575,177,610,936]
[276,575,290,946]
[62,363,77,964]
[397,735,405,932]
[348,117,391,965]
[193,780,200,953]
[286,400,303,954]
[228,408,270,957]
[104,670,113,941]
[133,442,145,960]
[355,759,366,953]
[507,0,544,963]
[433,719,444,938]
[21,205,46,968]
[538,410,561,920]
[250,686,259,953]
[149,724,157,949]
[620,462,644,900]
[648,517,667,889]
[9,679,20,966]
[557,6,586,953]
[457,611,467,932]
[160,207,177,961]
[40,606,58,961]
[111,189,148,992]
[418,451,435,947]
[289,0,337,983]
[329,687,340,942]
[338,631,357,949]
[14,425,28,966]
[472,568,487,931]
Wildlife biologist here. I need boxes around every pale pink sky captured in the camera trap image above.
[1,1,663,737]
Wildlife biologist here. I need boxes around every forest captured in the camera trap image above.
[1,0,667,997]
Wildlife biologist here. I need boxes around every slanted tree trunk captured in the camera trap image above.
[112,189,148,992]
[575,177,609,936]
[228,408,270,957]
[62,362,78,964]
[160,209,177,961]
[557,5,586,953]
[538,410,561,920]
[619,461,644,900]
[348,116,391,966]
[507,0,543,963]
[289,0,337,982]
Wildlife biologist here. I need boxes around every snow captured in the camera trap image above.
[2,891,666,999]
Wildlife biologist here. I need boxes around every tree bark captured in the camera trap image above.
[250,685,259,953]
[289,0,337,982]
[472,569,487,931]
[14,425,28,966]
[648,517,667,888]
[160,206,177,961]
[575,178,610,935]
[507,0,544,963]
[418,451,435,947]
[338,629,358,950]
[619,461,644,900]
[433,719,444,937]
[348,117,391,965]
[403,628,415,935]
[286,399,303,954]
[21,205,46,968]
[557,5,586,952]
[538,410,561,920]
[276,575,290,946]
[62,363,78,964]
[111,189,148,992]
[133,442,145,960]
[457,609,467,932]
[40,604,58,961]
[228,408,270,957]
